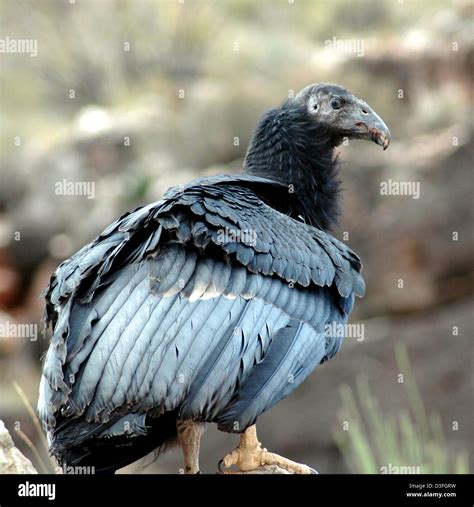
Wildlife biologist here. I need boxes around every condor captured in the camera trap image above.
[38,83,390,474]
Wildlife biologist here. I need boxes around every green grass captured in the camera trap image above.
[334,344,469,474]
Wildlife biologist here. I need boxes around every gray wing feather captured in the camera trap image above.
[39,175,362,439]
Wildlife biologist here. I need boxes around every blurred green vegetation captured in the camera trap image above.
[2,0,471,160]
[334,343,470,474]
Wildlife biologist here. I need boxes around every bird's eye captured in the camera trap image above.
[330,98,343,110]
[312,104,318,111]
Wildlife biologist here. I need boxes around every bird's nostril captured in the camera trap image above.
[361,109,368,115]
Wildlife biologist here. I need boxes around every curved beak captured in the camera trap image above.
[344,98,391,150]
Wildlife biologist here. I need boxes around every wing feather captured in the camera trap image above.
[39,175,363,446]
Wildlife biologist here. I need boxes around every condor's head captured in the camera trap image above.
[244,82,391,230]
[292,82,391,150]
[245,83,391,175]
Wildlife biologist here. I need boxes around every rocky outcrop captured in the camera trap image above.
[0,420,37,474]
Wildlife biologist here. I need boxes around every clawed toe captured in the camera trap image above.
[218,425,316,475]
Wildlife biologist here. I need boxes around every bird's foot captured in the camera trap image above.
[218,425,316,474]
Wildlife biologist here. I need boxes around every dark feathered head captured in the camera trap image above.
[244,82,391,230]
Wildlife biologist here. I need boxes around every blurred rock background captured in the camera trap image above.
[0,0,472,474]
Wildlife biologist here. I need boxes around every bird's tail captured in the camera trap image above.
[52,410,179,474]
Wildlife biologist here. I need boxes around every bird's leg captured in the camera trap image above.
[176,420,203,474]
[219,425,315,474]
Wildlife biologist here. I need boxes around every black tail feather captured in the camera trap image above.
[55,411,179,474]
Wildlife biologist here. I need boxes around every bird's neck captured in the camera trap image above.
[242,105,341,230]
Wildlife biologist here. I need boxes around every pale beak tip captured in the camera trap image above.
[377,131,391,150]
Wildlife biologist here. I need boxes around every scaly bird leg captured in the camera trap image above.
[218,425,316,474]
[176,420,204,474]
